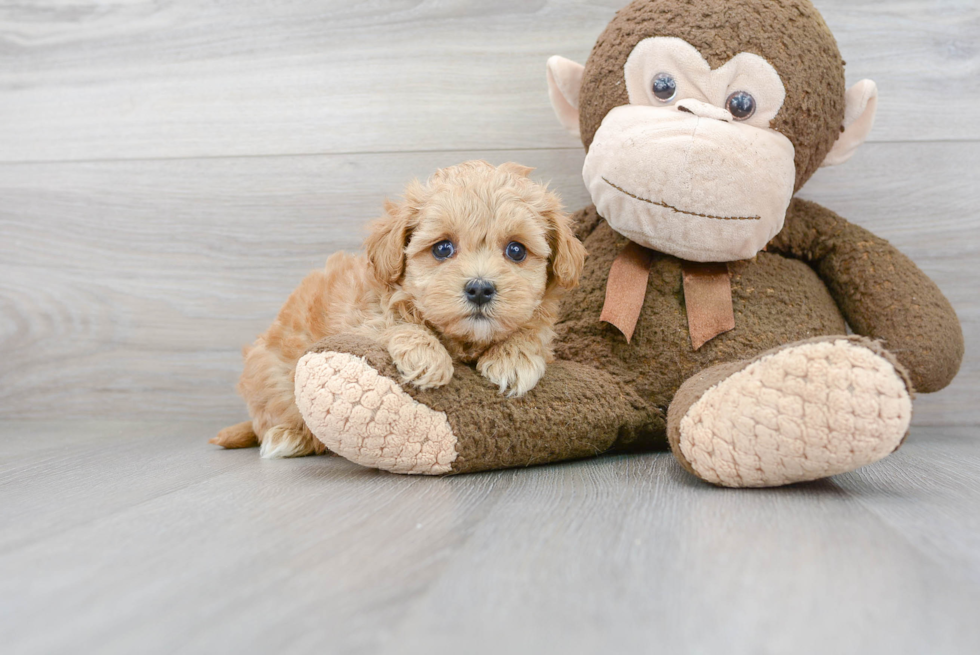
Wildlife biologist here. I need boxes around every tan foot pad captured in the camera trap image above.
[294,351,458,475]
[679,339,912,487]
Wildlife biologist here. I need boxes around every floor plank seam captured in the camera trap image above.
[0,138,976,167]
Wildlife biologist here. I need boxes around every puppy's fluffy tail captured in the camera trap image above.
[210,421,259,449]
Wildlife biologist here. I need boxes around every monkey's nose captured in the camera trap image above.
[464,279,496,307]
[675,98,733,123]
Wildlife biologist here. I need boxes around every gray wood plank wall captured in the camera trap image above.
[1,1,978,426]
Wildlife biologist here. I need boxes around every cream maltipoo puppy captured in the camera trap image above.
[213,161,587,458]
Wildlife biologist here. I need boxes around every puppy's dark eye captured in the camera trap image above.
[505,242,527,263]
[432,240,456,261]
[726,91,756,120]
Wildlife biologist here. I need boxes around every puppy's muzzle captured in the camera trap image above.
[464,279,496,308]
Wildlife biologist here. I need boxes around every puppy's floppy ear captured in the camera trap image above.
[365,182,424,287]
[499,162,535,178]
[543,197,587,290]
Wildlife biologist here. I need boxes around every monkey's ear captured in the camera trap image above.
[822,80,878,167]
[547,56,585,138]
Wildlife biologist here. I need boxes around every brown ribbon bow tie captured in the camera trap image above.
[600,242,735,350]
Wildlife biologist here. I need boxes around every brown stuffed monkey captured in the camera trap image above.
[291,0,963,487]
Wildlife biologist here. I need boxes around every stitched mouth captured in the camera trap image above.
[602,177,761,221]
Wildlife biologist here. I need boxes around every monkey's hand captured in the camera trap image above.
[387,326,454,390]
[771,198,964,393]
[478,334,548,397]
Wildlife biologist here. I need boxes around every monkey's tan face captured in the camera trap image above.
[582,37,797,262]
[585,106,796,262]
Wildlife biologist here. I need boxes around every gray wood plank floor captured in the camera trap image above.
[2,422,979,655]
[2,2,978,653]
[1,1,977,161]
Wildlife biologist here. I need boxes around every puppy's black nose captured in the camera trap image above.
[464,279,496,307]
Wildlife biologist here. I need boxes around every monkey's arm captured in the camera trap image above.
[769,198,964,393]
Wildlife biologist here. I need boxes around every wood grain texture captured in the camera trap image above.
[2,3,977,653]
[836,429,980,586]
[0,0,978,163]
[1,421,978,655]
[1,142,976,424]
[0,149,588,421]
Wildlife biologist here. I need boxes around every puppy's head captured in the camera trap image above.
[365,160,586,345]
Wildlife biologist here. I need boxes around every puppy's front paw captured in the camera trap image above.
[388,330,454,390]
[478,341,546,397]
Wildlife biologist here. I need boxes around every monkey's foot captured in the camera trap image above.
[668,337,913,488]
[294,349,459,475]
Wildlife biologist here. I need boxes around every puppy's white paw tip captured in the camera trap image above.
[259,425,315,459]
[478,347,546,398]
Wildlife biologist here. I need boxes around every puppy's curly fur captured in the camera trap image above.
[212,161,587,458]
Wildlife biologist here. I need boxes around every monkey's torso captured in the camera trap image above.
[554,206,847,412]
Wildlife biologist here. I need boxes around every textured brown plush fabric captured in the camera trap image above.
[770,199,965,392]
[578,0,845,191]
[307,333,663,474]
[555,207,849,415]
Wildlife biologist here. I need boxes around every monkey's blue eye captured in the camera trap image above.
[652,73,677,102]
[505,242,527,263]
[726,91,756,120]
[432,240,456,261]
